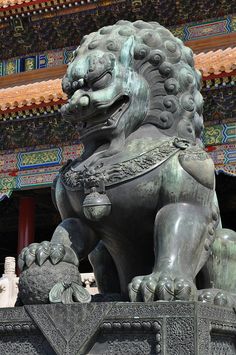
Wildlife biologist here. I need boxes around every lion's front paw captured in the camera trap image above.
[198,288,235,308]
[18,241,79,271]
[128,273,196,302]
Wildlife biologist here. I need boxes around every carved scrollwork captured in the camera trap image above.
[134,44,150,60]
[159,61,173,78]
[156,111,174,129]
[164,78,180,95]
[99,320,161,355]
[180,93,195,112]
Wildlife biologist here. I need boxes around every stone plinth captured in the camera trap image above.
[0,302,235,354]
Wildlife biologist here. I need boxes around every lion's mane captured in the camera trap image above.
[74,20,203,141]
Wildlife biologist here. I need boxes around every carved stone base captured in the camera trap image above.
[0,302,236,354]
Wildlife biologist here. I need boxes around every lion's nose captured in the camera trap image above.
[88,63,95,72]
[79,95,90,107]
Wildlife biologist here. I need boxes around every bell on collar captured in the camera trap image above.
[82,187,111,221]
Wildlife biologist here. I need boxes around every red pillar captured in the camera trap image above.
[17,197,35,257]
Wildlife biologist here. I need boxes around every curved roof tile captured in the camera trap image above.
[194,47,236,76]
[0,79,66,111]
[0,0,32,7]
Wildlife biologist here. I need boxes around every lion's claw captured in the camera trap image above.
[18,247,27,271]
[25,243,38,268]
[174,278,194,300]
[129,273,196,302]
[198,288,235,308]
[50,243,66,265]
[155,274,176,301]
[128,276,143,302]
[35,241,50,266]
[141,280,156,302]
[18,241,79,271]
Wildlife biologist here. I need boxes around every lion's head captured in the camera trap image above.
[61,20,203,149]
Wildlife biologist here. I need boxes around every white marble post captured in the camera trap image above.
[81,272,98,295]
[0,257,19,308]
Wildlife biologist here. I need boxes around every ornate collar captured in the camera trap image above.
[61,137,190,192]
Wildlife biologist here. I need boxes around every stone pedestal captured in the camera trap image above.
[0,301,235,354]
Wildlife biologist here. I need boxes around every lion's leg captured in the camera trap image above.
[129,203,210,302]
[51,218,99,259]
[89,241,120,294]
[19,218,99,269]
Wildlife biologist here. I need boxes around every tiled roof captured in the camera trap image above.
[194,47,236,76]
[0,0,33,7]
[0,0,96,9]
[0,48,235,112]
[0,79,66,111]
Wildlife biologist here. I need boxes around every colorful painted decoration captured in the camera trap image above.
[182,17,231,41]
[204,123,236,146]
[0,47,75,77]
[0,144,83,201]
[18,149,62,170]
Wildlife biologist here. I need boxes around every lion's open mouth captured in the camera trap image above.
[79,95,130,139]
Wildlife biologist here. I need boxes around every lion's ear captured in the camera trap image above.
[119,36,134,69]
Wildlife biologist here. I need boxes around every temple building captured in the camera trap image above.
[0,0,236,276]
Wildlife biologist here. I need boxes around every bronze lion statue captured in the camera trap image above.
[18,20,236,307]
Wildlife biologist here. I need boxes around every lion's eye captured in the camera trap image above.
[91,72,112,90]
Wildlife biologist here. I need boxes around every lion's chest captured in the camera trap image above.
[57,167,162,236]
[58,137,178,223]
